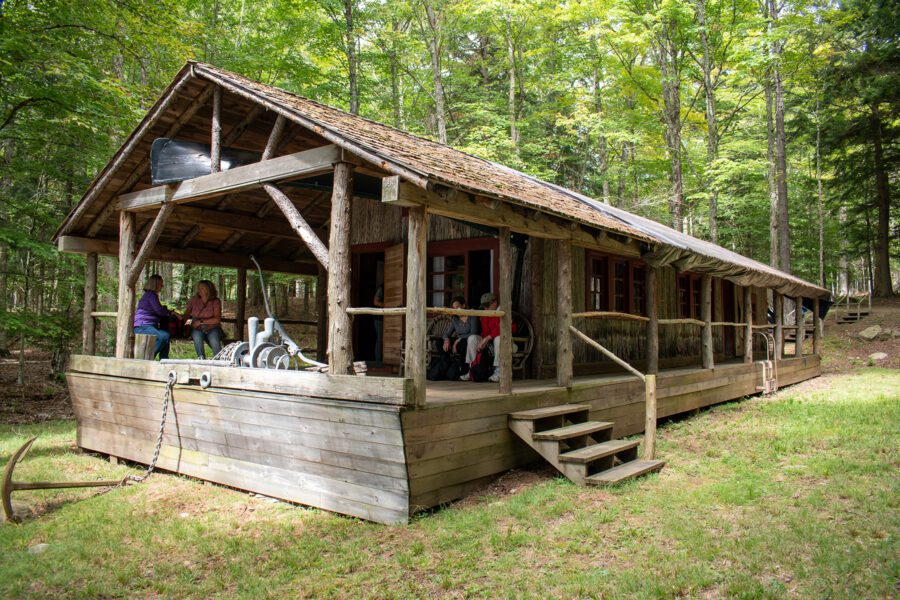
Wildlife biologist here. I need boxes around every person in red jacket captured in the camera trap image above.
[462,292,503,382]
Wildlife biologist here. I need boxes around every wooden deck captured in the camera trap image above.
[66,354,821,524]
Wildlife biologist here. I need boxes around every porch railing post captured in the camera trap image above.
[498,227,513,394]
[556,239,573,388]
[646,266,659,375]
[795,295,805,357]
[774,292,784,360]
[327,161,353,375]
[743,286,753,363]
[115,211,136,358]
[234,267,247,340]
[644,374,657,460]
[82,252,98,355]
[701,274,714,369]
[813,297,822,355]
[405,205,427,407]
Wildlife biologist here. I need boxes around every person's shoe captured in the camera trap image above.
[459,373,470,381]
[488,368,500,383]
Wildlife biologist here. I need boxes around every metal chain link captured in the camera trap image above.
[124,370,177,484]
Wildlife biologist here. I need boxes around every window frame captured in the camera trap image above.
[584,250,648,317]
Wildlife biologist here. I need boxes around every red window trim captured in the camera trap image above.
[584,250,647,316]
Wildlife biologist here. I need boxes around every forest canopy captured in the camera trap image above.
[0,0,896,360]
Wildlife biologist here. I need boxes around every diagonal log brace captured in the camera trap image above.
[2,437,128,523]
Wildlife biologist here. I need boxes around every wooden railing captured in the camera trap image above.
[569,322,658,460]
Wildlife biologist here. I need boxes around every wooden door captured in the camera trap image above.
[382,243,405,367]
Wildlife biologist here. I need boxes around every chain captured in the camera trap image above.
[125,370,177,484]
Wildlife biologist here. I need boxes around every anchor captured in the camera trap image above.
[2,437,129,523]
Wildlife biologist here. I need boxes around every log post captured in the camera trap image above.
[795,295,805,357]
[529,237,544,380]
[701,274,713,369]
[82,252,98,355]
[556,239,573,388]
[405,205,427,407]
[327,162,354,375]
[235,267,247,340]
[115,212,137,358]
[316,265,327,363]
[498,227,513,394]
[743,286,753,363]
[643,374,657,460]
[813,297,821,355]
[646,267,659,375]
[774,292,784,360]
[210,86,222,173]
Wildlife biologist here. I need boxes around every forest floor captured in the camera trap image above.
[0,301,897,598]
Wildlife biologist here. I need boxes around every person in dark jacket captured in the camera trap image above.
[133,274,175,359]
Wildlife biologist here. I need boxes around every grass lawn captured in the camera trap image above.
[1,369,897,598]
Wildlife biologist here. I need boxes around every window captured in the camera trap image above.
[677,273,706,319]
[585,252,646,316]
[588,257,609,310]
[429,255,466,307]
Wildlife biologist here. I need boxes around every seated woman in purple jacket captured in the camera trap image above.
[133,274,174,359]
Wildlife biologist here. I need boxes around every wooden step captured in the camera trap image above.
[509,404,590,421]
[586,460,666,485]
[559,439,640,463]
[532,421,613,441]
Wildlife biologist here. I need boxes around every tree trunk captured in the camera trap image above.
[816,96,825,287]
[697,0,719,243]
[870,102,894,296]
[506,16,519,151]
[657,21,684,232]
[345,0,359,115]
[766,80,779,269]
[0,242,7,356]
[768,0,790,273]
[423,0,447,144]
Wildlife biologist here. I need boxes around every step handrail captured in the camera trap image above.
[569,324,658,460]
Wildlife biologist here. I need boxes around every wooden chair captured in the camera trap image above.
[402,312,535,379]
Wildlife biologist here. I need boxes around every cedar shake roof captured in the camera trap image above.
[57,61,830,299]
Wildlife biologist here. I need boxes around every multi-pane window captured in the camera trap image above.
[588,257,609,311]
[586,252,647,316]
[677,274,703,319]
[428,255,466,307]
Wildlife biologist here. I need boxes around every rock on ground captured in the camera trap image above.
[868,352,888,361]
[859,325,882,341]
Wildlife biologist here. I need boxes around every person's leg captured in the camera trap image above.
[465,335,482,365]
[207,327,223,356]
[156,327,171,360]
[191,328,206,359]
[493,336,501,367]
[373,318,383,364]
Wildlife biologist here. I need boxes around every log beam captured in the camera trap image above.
[498,227,513,394]
[262,184,329,269]
[405,205,428,407]
[82,253,98,355]
[316,265,327,363]
[327,162,354,375]
[795,296,805,357]
[117,144,341,212]
[382,177,641,256]
[646,266,659,374]
[556,239,573,388]
[126,203,174,287]
[743,286,753,363]
[57,235,316,275]
[701,274,714,369]
[115,212,137,358]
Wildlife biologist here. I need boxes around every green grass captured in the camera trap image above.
[1,369,898,598]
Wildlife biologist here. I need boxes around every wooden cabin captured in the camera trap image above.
[55,62,830,525]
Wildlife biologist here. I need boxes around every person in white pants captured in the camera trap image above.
[461,292,502,382]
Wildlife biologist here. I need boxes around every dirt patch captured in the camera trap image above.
[0,352,72,425]
[821,298,900,373]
